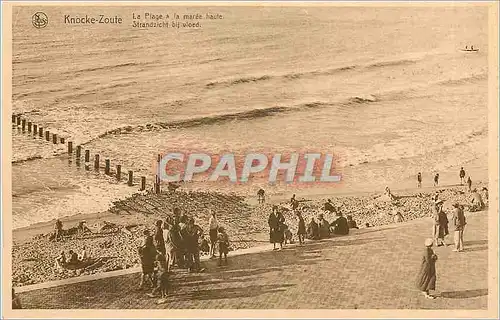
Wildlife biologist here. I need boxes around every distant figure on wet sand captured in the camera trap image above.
[307,217,320,240]
[467,177,472,192]
[347,215,359,229]
[417,172,422,188]
[330,212,349,236]
[433,173,439,187]
[208,210,219,258]
[324,199,336,213]
[451,203,466,252]
[296,211,306,245]
[257,188,266,204]
[459,167,466,185]
[415,238,438,299]
[54,219,63,242]
[470,189,485,212]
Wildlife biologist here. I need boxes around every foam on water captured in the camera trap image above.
[11,6,489,228]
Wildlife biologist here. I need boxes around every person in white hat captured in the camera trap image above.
[415,238,438,299]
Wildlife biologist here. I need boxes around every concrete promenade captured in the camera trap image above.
[18,211,488,309]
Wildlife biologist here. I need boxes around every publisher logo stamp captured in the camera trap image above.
[32,12,48,29]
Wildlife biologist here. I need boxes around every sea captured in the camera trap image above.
[11,5,489,229]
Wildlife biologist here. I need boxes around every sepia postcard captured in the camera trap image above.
[2,1,499,318]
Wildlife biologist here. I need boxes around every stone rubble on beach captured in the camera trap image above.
[12,184,486,287]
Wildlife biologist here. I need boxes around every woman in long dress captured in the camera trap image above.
[416,238,438,299]
[268,206,280,250]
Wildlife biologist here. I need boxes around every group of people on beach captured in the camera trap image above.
[417,167,476,191]
[54,247,89,270]
[135,208,230,303]
[267,196,358,250]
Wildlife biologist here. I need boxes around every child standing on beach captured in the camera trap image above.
[416,238,438,299]
[217,227,230,266]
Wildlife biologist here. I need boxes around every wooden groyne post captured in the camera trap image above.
[33,124,38,135]
[85,150,90,162]
[105,159,110,175]
[27,122,32,133]
[76,146,82,158]
[68,142,73,154]
[52,133,58,144]
[12,115,16,123]
[94,155,100,171]
[16,117,21,126]
[116,165,121,180]
[141,176,146,191]
[22,119,26,132]
[45,131,50,141]
[128,171,133,186]
[60,138,65,144]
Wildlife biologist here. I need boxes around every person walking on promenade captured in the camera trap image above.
[186,218,204,273]
[12,288,22,309]
[208,209,219,258]
[268,206,284,250]
[296,211,306,245]
[154,220,166,256]
[467,177,472,192]
[432,200,448,247]
[459,167,466,185]
[417,172,422,188]
[147,251,170,303]
[217,227,230,266]
[416,238,438,299]
[433,173,439,187]
[138,234,157,291]
[451,203,466,252]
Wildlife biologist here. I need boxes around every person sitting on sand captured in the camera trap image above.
[54,251,66,270]
[317,214,331,239]
[481,187,489,204]
[330,212,349,236]
[433,173,439,187]
[296,211,306,245]
[467,177,472,192]
[347,215,359,229]
[67,250,79,266]
[470,189,485,212]
[417,172,422,188]
[217,227,230,266]
[307,217,320,240]
[257,188,266,204]
[79,246,88,262]
[459,167,466,185]
[324,199,336,213]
